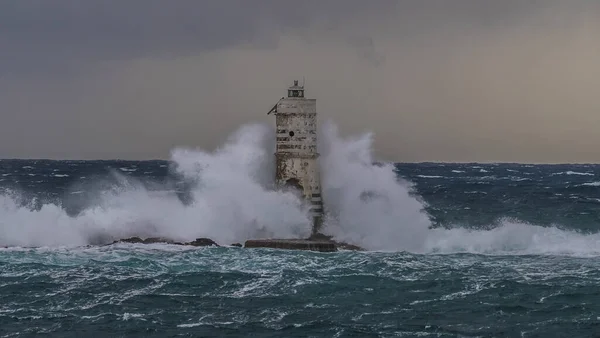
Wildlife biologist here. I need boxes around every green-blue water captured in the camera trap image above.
[3,246,600,337]
[3,159,600,337]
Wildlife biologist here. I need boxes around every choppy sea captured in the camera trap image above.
[3,126,600,337]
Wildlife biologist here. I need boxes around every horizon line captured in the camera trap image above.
[1,158,600,166]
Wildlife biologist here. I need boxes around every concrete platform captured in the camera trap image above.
[244,239,337,252]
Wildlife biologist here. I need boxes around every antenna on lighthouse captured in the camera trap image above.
[302,76,305,88]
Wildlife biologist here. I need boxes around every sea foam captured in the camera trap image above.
[1,122,600,256]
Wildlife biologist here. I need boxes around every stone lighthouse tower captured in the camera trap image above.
[268,80,323,235]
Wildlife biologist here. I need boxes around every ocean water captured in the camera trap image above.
[2,123,600,337]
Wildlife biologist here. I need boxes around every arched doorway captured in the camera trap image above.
[284,178,303,194]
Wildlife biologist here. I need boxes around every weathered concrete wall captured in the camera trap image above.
[274,95,323,233]
[244,239,337,252]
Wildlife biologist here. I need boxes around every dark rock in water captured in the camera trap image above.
[112,237,216,247]
[115,237,183,245]
[109,234,361,251]
[184,238,219,247]
[116,236,144,244]
[143,237,184,245]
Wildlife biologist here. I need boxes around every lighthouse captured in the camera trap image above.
[267,80,324,235]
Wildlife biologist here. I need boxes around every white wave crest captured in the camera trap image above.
[425,219,600,256]
[0,124,310,247]
[1,121,600,256]
[318,121,432,252]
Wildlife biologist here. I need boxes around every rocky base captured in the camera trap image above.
[244,239,337,252]
[307,233,365,251]
[111,237,220,247]
[110,233,365,252]
[2,234,364,251]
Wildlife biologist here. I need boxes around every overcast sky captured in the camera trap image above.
[1,0,599,162]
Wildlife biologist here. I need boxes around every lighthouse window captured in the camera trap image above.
[289,131,295,137]
[289,90,304,97]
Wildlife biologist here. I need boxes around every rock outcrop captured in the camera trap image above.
[5,235,364,251]
[112,237,219,247]
[186,238,219,247]
[106,234,363,251]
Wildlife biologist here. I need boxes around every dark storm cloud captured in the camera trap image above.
[0,0,394,75]
[0,0,550,75]
[1,0,263,76]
